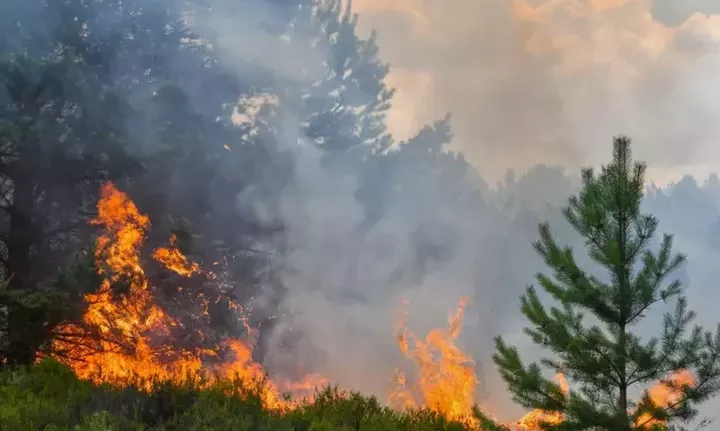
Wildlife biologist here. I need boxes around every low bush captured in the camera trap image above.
[0,360,487,430]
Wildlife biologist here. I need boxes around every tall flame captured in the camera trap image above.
[49,182,324,410]
[390,297,480,428]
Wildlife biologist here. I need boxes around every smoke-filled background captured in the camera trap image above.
[354,0,720,182]
[2,0,720,426]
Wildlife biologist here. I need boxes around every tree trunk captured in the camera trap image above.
[3,180,41,366]
[616,169,632,431]
[618,325,630,431]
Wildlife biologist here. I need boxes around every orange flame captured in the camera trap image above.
[512,368,694,430]
[637,369,695,428]
[152,234,201,277]
[387,298,693,430]
[388,298,565,430]
[49,182,323,410]
[390,297,480,428]
[514,373,567,429]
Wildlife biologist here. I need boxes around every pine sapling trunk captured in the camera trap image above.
[616,172,630,431]
[618,324,629,430]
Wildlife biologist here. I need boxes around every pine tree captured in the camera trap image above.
[286,0,395,153]
[493,136,720,430]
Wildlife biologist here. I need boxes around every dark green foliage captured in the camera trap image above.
[0,50,121,364]
[493,136,720,430]
[291,0,395,153]
[0,359,492,430]
[1,253,102,365]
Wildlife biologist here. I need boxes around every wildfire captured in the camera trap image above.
[390,297,480,428]
[49,182,323,410]
[514,373,567,429]
[152,233,201,277]
[388,298,566,430]
[636,369,696,428]
[44,182,697,429]
[387,298,691,430]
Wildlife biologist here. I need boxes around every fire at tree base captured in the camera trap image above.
[36,182,693,430]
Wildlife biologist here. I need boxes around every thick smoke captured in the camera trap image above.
[187,0,720,423]
[198,0,547,402]
[353,0,720,183]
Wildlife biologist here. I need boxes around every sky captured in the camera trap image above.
[351,0,720,185]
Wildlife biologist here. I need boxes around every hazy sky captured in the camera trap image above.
[352,0,720,184]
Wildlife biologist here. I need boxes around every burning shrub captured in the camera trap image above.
[0,359,492,431]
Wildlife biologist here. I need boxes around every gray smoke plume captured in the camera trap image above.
[353,0,720,183]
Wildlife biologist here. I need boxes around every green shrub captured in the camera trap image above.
[0,360,489,431]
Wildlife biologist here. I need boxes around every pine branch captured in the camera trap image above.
[627,297,701,385]
[633,331,720,427]
[520,286,620,388]
[626,235,685,326]
[533,223,619,325]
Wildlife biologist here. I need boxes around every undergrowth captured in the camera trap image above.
[0,359,503,431]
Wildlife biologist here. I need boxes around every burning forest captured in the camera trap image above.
[47,182,327,409]
[37,181,552,426]
[2,0,720,430]
[19,181,701,430]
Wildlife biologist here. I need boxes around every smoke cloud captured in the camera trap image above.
[353,0,720,183]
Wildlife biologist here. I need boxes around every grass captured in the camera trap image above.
[0,359,504,431]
